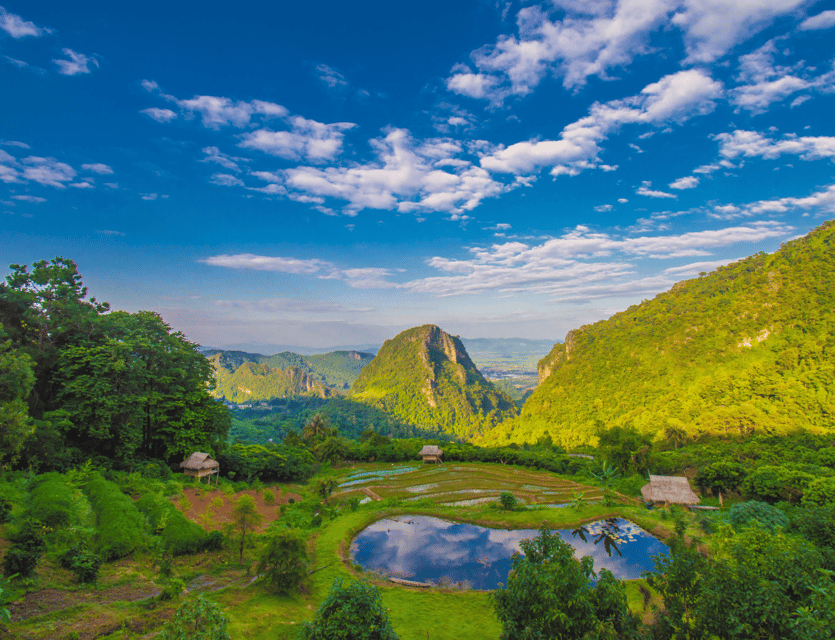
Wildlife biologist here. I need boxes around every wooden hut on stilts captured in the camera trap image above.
[180,452,220,484]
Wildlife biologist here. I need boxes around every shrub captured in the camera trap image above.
[695,461,747,496]
[158,595,230,640]
[3,519,46,577]
[499,492,517,511]
[60,543,102,583]
[84,472,147,560]
[136,493,207,556]
[257,528,308,594]
[0,498,12,524]
[262,489,275,505]
[728,500,789,532]
[299,578,399,640]
[205,531,224,552]
[28,472,76,528]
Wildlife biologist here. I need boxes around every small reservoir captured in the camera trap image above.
[351,516,667,590]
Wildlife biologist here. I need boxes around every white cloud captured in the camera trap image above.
[594,204,613,212]
[176,95,288,129]
[618,198,629,203]
[140,107,177,123]
[281,128,508,216]
[0,140,29,149]
[141,193,158,201]
[202,254,331,274]
[239,116,355,163]
[709,184,835,219]
[479,69,722,176]
[69,181,94,189]
[81,163,113,174]
[729,41,812,114]
[637,181,677,198]
[20,156,76,188]
[315,63,349,89]
[11,195,46,203]
[663,258,742,276]
[53,49,98,76]
[201,146,246,172]
[445,0,799,101]
[715,130,835,162]
[669,176,699,189]
[798,10,835,30]
[209,173,245,187]
[0,7,51,38]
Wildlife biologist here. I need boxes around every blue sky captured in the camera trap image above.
[2,1,835,350]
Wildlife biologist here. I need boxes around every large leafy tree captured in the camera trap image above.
[491,524,639,639]
[0,330,36,464]
[299,578,399,640]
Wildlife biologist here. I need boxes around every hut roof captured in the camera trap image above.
[419,445,443,456]
[180,452,219,470]
[641,475,700,505]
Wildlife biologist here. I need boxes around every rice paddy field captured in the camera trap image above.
[2,462,671,640]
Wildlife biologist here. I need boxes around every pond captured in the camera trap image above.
[351,516,667,590]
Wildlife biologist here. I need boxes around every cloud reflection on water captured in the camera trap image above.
[351,516,668,588]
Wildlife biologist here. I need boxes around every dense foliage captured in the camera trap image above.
[84,472,147,560]
[0,258,230,471]
[350,325,518,439]
[135,492,208,556]
[491,524,639,639]
[299,578,399,640]
[484,220,835,448]
[158,596,231,640]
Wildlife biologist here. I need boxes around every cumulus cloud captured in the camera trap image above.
[11,195,46,203]
[239,116,356,163]
[715,130,835,162]
[81,163,113,174]
[729,41,814,114]
[445,0,802,101]
[279,128,509,216]
[0,7,51,38]
[479,69,722,176]
[201,253,332,274]
[637,181,677,198]
[201,146,247,172]
[669,176,699,189]
[53,49,98,75]
[798,10,835,30]
[709,183,835,219]
[140,107,177,123]
[20,157,76,188]
[314,63,349,90]
[594,204,613,212]
[209,173,245,187]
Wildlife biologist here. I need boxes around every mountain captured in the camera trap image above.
[480,220,835,449]
[204,349,375,399]
[209,357,333,402]
[349,325,518,439]
[204,342,380,356]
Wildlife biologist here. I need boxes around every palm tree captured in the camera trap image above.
[302,413,330,441]
[664,426,687,450]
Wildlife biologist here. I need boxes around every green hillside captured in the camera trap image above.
[209,358,333,402]
[349,324,518,439]
[481,220,835,449]
[306,350,376,388]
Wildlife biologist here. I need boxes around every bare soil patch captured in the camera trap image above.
[175,486,302,532]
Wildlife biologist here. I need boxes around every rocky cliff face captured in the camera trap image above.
[349,324,518,440]
[210,358,332,401]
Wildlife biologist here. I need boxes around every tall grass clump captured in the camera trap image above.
[84,472,146,560]
[136,493,208,556]
[28,473,77,528]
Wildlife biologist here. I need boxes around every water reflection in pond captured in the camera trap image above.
[351,516,667,590]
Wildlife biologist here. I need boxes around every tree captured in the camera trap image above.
[299,578,399,640]
[231,495,263,563]
[499,491,517,511]
[316,478,338,505]
[491,524,638,639]
[302,413,331,442]
[158,596,230,640]
[596,425,652,474]
[695,461,747,497]
[256,528,308,594]
[0,332,35,464]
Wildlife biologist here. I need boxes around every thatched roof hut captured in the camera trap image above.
[418,445,443,464]
[641,475,700,505]
[180,452,220,482]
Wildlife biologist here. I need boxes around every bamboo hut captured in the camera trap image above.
[641,475,700,506]
[418,445,443,464]
[180,452,220,483]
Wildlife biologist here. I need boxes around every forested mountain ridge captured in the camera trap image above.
[349,324,518,440]
[480,220,835,449]
[204,349,375,401]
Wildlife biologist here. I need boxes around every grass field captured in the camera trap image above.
[3,462,680,639]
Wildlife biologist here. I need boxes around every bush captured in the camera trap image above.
[84,472,147,560]
[3,519,46,577]
[262,489,275,505]
[728,500,789,532]
[299,578,399,640]
[28,472,77,528]
[695,461,747,496]
[257,529,308,594]
[499,492,517,511]
[0,498,12,524]
[135,493,207,556]
[158,595,230,640]
[60,543,102,583]
[205,531,224,552]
